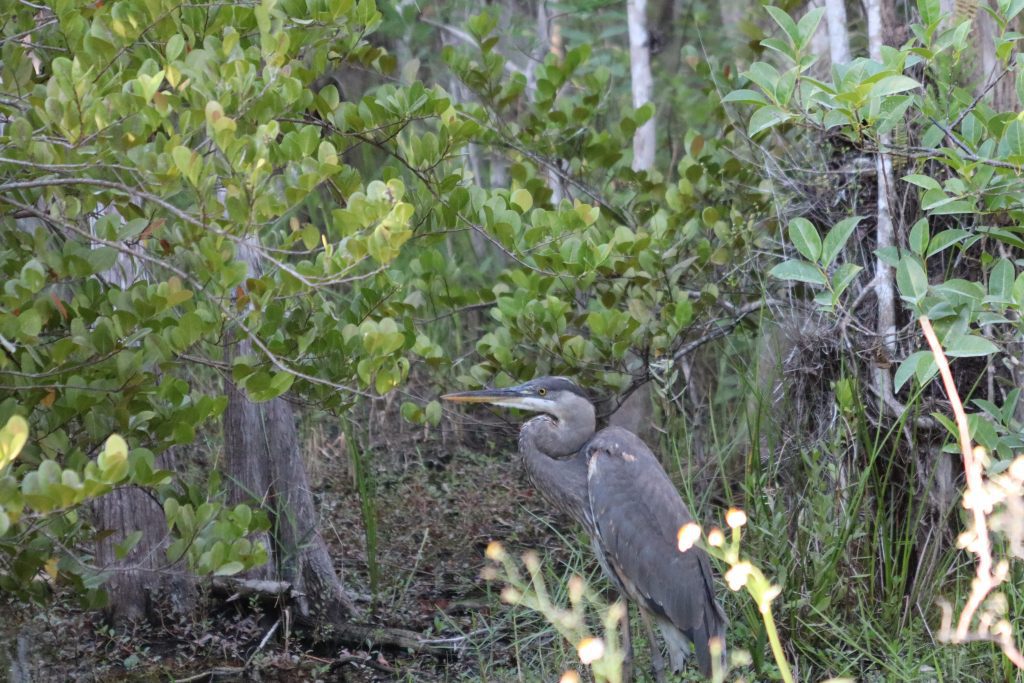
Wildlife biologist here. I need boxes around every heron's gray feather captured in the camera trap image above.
[585,427,726,676]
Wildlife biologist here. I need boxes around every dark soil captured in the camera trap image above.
[0,417,585,682]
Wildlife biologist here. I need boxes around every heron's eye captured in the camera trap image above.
[538,388,547,396]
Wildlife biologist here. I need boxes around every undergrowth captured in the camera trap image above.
[458,325,1018,681]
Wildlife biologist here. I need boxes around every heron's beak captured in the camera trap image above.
[441,386,530,405]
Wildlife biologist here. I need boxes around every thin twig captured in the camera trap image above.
[246,618,280,666]
[949,66,1012,132]
[174,666,244,682]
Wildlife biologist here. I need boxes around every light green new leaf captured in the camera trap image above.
[0,415,29,471]
[511,188,533,212]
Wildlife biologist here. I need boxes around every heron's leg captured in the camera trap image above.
[639,608,667,683]
[620,600,634,682]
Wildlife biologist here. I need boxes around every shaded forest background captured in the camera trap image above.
[0,0,1023,680]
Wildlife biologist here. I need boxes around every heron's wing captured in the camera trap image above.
[585,427,725,653]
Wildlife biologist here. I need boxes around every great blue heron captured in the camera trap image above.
[443,376,727,679]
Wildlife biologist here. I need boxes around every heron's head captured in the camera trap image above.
[441,376,591,420]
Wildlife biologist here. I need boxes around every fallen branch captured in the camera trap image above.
[324,622,463,656]
[212,577,300,603]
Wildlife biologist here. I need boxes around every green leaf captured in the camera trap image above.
[869,75,921,98]
[769,259,826,285]
[788,217,822,261]
[721,89,769,105]
[926,229,969,257]
[17,309,42,337]
[921,188,952,211]
[796,7,826,50]
[918,0,940,24]
[908,218,929,255]
[166,35,185,62]
[820,216,862,266]
[831,263,863,298]
[232,504,252,529]
[902,174,941,191]
[896,256,929,304]
[1013,271,1024,308]
[999,119,1024,160]
[748,106,793,136]
[989,258,1014,301]
[135,70,165,104]
[115,531,143,560]
[765,6,801,48]
[944,334,999,358]
[744,62,781,93]
[214,561,246,576]
[425,400,442,425]
[894,350,935,392]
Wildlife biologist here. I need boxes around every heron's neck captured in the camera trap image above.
[517,399,595,525]
[521,396,596,457]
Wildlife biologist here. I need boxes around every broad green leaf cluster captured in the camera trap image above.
[0,0,767,612]
[0,0,454,601]
[745,1,1024,462]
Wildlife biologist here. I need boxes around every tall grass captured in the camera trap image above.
[446,315,1021,680]
[346,427,381,600]
[655,329,1013,680]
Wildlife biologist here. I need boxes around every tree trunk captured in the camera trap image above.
[222,238,356,628]
[824,0,851,66]
[264,398,355,625]
[94,460,197,622]
[442,34,489,259]
[627,0,655,172]
[531,0,566,203]
[938,0,956,27]
[223,337,277,582]
[867,0,898,410]
[91,216,198,624]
